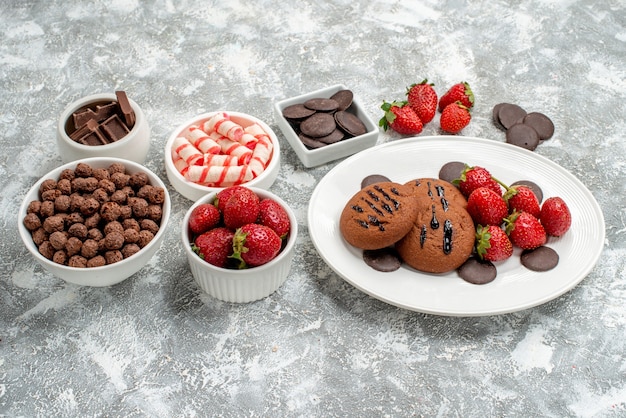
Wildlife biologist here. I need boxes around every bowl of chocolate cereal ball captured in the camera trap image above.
[56,92,151,164]
[274,84,379,168]
[18,157,171,287]
[164,111,281,202]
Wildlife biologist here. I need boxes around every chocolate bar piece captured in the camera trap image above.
[73,102,118,129]
[101,114,130,142]
[115,91,136,129]
[74,119,109,145]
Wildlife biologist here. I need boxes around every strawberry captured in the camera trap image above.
[223,188,260,230]
[406,79,438,124]
[192,227,235,268]
[475,224,513,262]
[540,196,572,237]
[215,185,248,213]
[188,203,221,236]
[438,81,474,112]
[258,198,291,239]
[440,102,471,134]
[504,185,541,218]
[231,223,281,268]
[379,101,423,135]
[456,165,502,197]
[467,187,509,226]
[505,211,547,249]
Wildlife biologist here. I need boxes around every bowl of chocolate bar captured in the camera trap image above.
[56,91,151,164]
[164,111,280,202]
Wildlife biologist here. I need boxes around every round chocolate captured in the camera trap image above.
[304,98,339,112]
[282,104,316,120]
[523,112,554,140]
[506,123,540,150]
[457,257,497,285]
[330,90,354,111]
[438,161,466,184]
[363,248,402,272]
[492,103,506,131]
[300,112,337,138]
[498,103,527,130]
[298,133,327,149]
[317,129,345,145]
[521,246,559,271]
[511,180,543,203]
[361,174,392,189]
[334,110,367,136]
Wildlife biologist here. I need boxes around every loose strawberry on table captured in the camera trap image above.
[379,101,423,135]
[438,81,474,112]
[406,80,438,124]
[440,102,471,134]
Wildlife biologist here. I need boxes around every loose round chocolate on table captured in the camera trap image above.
[299,112,337,138]
[506,123,540,150]
[497,103,527,130]
[438,161,466,184]
[334,110,367,136]
[492,103,506,131]
[521,246,559,271]
[298,133,328,149]
[511,180,543,203]
[363,247,402,272]
[361,174,392,189]
[282,104,316,120]
[457,257,497,285]
[330,89,354,111]
[304,98,339,112]
[523,112,554,140]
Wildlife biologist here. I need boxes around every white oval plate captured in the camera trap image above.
[308,136,605,316]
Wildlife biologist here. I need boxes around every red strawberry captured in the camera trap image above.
[505,185,541,218]
[215,185,248,213]
[540,197,572,237]
[192,227,235,267]
[440,102,471,134]
[467,187,509,226]
[222,187,260,230]
[188,203,221,235]
[231,223,282,268]
[505,211,547,249]
[379,101,423,135]
[258,198,291,239]
[475,224,513,262]
[456,165,502,197]
[406,79,438,124]
[438,81,474,112]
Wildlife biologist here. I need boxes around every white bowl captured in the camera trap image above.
[56,93,151,164]
[18,157,171,287]
[182,187,297,303]
[274,84,379,168]
[165,111,280,202]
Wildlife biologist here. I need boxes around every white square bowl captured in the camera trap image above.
[274,84,378,168]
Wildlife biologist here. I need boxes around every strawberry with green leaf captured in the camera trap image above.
[379,100,423,135]
[475,225,513,262]
[406,79,438,124]
[438,81,474,112]
[505,211,547,249]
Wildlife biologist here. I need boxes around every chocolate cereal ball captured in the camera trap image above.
[39,241,55,259]
[105,250,123,265]
[43,215,65,233]
[57,178,72,195]
[40,200,55,218]
[49,231,68,250]
[74,162,93,178]
[68,255,88,268]
[53,250,68,265]
[92,168,110,181]
[103,221,124,235]
[108,162,126,175]
[23,213,42,231]
[121,243,141,258]
[31,228,48,246]
[39,179,57,195]
[138,230,154,248]
[65,236,83,256]
[100,201,122,222]
[87,255,106,268]
[140,219,159,235]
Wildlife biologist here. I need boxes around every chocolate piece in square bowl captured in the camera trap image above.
[274,84,378,168]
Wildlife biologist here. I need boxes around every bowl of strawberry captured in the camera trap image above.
[181,185,297,303]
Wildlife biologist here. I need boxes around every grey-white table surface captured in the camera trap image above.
[1,1,625,417]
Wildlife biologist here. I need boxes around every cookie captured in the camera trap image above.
[340,182,419,250]
[396,178,475,274]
